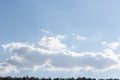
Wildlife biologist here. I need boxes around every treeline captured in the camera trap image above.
[0,76,119,80]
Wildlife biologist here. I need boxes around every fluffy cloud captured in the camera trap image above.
[1,35,120,75]
[39,35,66,50]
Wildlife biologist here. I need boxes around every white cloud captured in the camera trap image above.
[72,33,86,41]
[76,35,86,40]
[10,54,25,63]
[41,29,50,34]
[39,35,66,50]
[101,41,120,50]
[1,35,120,75]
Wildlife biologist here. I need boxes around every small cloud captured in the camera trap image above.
[76,35,86,41]
[72,33,86,41]
[56,34,65,40]
[41,29,50,34]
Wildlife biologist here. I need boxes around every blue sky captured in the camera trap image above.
[1,0,120,79]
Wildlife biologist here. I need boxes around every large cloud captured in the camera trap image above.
[1,35,120,75]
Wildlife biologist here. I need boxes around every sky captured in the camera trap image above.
[1,0,120,79]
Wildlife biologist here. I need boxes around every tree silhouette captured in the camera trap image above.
[0,76,119,80]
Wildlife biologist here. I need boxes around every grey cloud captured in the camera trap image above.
[1,36,120,74]
[3,42,118,71]
[51,53,118,70]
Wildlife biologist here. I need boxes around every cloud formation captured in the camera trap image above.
[101,41,120,50]
[1,35,120,75]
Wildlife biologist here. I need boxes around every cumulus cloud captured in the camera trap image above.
[1,35,120,75]
[39,35,66,50]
